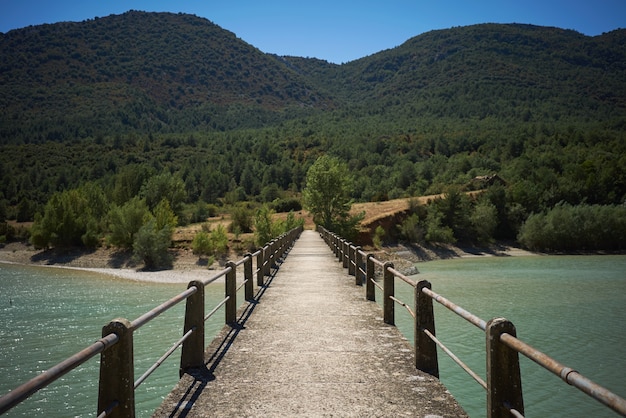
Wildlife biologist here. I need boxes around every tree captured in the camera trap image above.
[133,219,173,269]
[303,155,363,238]
[470,200,498,243]
[30,185,109,248]
[140,172,187,218]
[106,197,150,249]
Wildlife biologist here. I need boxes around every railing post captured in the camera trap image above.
[415,280,439,377]
[256,250,264,286]
[366,254,375,301]
[355,247,363,286]
[98,318,134,418]
[342,241,349,269]
[486,317,524,418]
[179,281,205,376]
[348,244,356,276]
[263,244,271,277]
[383,262,395,325]
[244,254,254,301]
[225,261,237,324]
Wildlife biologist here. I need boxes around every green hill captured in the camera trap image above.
[0,11,624,244]
[0,11,331,143]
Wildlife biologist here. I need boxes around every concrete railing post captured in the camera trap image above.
[348,244,356,276]
[263,244,271,277]
[98,318,134,418]
[256,250,264,286]
[225,261,237,324]
[244,254,254,301]
[415,280,439,377]
[366,254,375,301]
[355,247,363,286]
[342,241,349,269]
[179,281,205,376]
[486,317,524,418]
[383,262,395,325]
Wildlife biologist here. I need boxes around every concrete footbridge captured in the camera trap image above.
[153,229,466,417]
[2,228,625,417]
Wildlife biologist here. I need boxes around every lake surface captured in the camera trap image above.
[1,255,625,417]
[395,254,626,418]
[0,264,227,417]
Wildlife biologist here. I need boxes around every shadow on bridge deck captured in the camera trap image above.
[153,230,467,417]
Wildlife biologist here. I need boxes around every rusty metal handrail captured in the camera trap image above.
[422,328,487,389]
[131,286,197,330]
[500,332,626,415]
[1,227,303,417]
[421,286,487,331]
[0,333,119,414]
[134,327,196,389]
[318,225,626,418]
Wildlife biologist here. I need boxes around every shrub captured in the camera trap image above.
[210,224,229,257]
[133,219,173,269]
[230,205,253,233]
[372,225,385,249]
[518,203,626,251]
[192,230,213,256]
[107,197,150,249]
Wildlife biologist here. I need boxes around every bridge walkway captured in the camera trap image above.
[153,230,467,417]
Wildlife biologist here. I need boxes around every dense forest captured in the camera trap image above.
[1,11,625,252]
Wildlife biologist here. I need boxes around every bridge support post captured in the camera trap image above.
[366,255,375,301]
[415,280,439,377]
[256,250,264,286]
[263,243,271,277]
[225,261,237,324]
[486,317,524,418]
[355,247,363,286]
[244,254,254,301]
[98,318,135,418]
[383,262,395,325]
[348,244,356,276]
[180,281,205,376]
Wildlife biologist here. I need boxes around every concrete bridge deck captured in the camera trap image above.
[153,230,467,417]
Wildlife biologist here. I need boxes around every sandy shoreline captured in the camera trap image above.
[0,239,539,284]
[0,242,219,284]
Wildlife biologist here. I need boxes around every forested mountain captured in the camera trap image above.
[1,11,625,247]
[0,11,331,142]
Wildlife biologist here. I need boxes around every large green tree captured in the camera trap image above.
[303,155,363,238]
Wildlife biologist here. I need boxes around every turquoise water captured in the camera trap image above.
[2,255,625,417]
[392,255,626,418]
[0,264,228,417]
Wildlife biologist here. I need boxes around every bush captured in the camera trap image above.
[424,206,455,244]
[272,198,302,213]
[518,203,626,251]
[133,219,173,269]
[107,197,150,249]
[210,224,229,257]
[372,225,385,249]
[192,230,213,256]
[398,213,424,244]
[230,205,253,233]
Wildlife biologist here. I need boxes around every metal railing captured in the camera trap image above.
[318,226,626,418]
[0,227,302,417]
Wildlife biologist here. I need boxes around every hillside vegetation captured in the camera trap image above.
[1,11,625,252]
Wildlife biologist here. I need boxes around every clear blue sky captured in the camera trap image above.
[1,0,625,63]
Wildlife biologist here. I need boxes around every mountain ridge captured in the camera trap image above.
[1,11,625,144]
